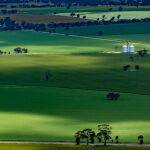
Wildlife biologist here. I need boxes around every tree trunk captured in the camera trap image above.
[104,140,107,146]
[87,138,89,146]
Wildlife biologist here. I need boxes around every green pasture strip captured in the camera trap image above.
[0,29,150,55]
[57,23,150,36]
[0,53,150,95]
[60,11,150,20]
[0,85,149,142]
[2,6,150,15]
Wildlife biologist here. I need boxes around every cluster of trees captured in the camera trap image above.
[75,124,113,146]
[0,4,53,9]
[122,49,148,72]
[0,17,21,31]
[21,21,46,32]
[47,17,150,29]
[0,17,47,32]
[1,9,18,14]
[0,50,10,55]
[1,16,150,34]
[14,47,28,53]
[138,49,148,57]
[75,124,145,146]
[123,65,140,71]
[106,92,120,101]
[0,47,28,55]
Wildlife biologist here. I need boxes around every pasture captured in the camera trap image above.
[0,85,149,142]
[0,5,150,143]
[60,11,150,20]
[0,51,150,142]
[0,30,150,54]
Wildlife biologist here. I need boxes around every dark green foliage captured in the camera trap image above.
[97,124,112,146]
[138,135,144,144]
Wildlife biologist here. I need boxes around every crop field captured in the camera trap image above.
[60,11,150,20]
[0,14,88,24]
[0,4,150,146]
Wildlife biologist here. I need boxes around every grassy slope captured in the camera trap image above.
[57,23,150,36]
[0,30,150,54]
[0,54,150,95]
[0,86,149,142]
[0,21,149,142]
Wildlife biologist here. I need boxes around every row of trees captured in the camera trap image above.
[123,65,140,71]
[0,47,28,55]
[75,124,112,146]
[1,9,18,14]
[75,124,144,146]
[1,16,150,33]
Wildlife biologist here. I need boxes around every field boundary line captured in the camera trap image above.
[0,141,149,147]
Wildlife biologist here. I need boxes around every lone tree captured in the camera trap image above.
[117,14,121,20]
[135,65,140,70]
[138,135,144,144]
[106,92,120,101]
[97,124,112,146]
[75,131,81,145]
[123,65,130,71]
[138,49,148,57]
[115,136,119,143]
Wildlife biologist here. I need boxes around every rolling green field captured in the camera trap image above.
[0,18,150,143]
[0,29,150,54]
[0,85,149,142]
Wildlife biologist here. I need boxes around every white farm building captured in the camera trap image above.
[122,43,135,53]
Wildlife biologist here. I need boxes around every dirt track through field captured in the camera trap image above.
[0,141,150,147]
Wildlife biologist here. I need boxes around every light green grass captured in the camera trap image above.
[0,54,150,95]
[0,86,149,142]
[60,11,150,20]
[0,24,149,143]
[0,30,150,54]
[5,6,150,15]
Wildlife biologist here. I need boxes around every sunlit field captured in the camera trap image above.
[0,4,150,143]
[0,30,150,54]
[0,86,149,142]
[60,11,150,20]
[0,51,150,142]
